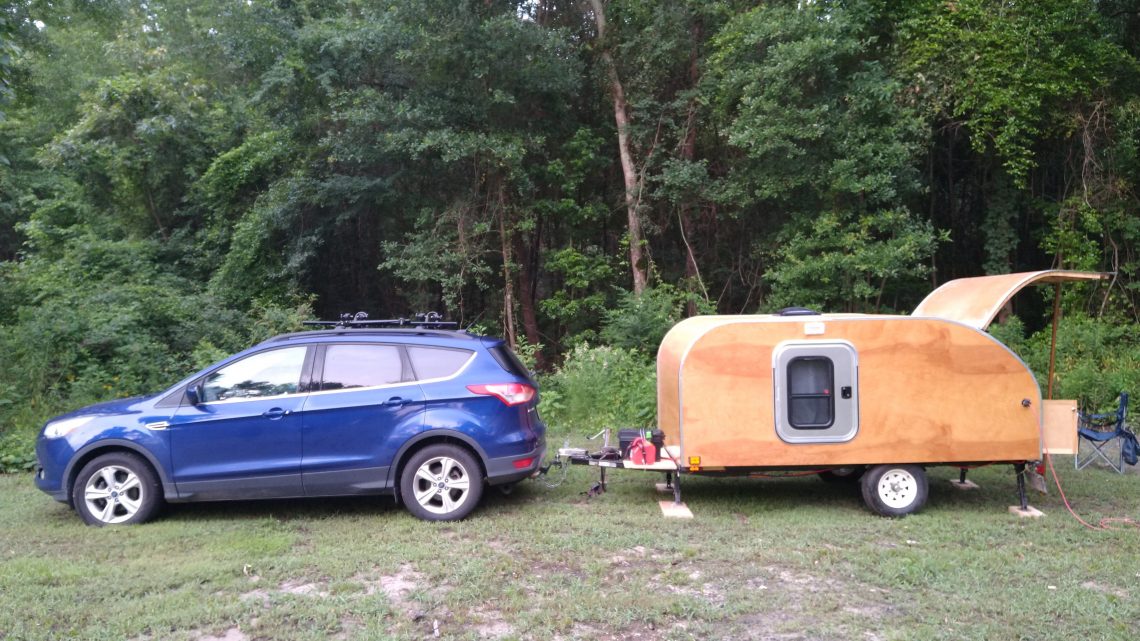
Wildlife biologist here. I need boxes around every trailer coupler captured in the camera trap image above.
[533,450,573,488]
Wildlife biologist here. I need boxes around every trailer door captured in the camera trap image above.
[773,341,859,443]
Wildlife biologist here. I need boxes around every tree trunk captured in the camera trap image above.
[496,185,517,349]
[588,0,648,295]
[679,19,705,315]
[514,231,546,369]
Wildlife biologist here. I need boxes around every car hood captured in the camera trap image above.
[48,395,153,423]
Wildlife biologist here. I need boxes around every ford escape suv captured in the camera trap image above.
[34,320,546,525]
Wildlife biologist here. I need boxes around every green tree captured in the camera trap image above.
[709,2,937,311]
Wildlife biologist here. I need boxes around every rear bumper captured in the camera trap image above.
[485,438,546,485]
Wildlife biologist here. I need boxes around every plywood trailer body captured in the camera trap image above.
[657,315,1043,470]
[558,270,1103,516]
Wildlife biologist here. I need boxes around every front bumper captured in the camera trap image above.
[34,462,69,502]
[485,437,547,485]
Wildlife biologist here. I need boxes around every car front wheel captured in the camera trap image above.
[71,452,162,526]
[399,444,484,521]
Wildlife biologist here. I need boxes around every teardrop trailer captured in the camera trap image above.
[550,270,1105,517]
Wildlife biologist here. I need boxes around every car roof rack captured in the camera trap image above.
[302,311,459,330]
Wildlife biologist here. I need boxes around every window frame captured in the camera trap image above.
[772,340,860,444]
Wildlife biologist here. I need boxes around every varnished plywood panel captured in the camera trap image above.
[668,316,1041,468]
[912,270,1104,330]
[1042,399,1078,455]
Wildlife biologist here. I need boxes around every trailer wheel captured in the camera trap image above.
[861,464,927,517]
[818,466,865,484]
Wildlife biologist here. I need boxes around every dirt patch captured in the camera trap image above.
[358,564,423,604]
[279,580,329,597]
[332,615,363,641]
[238,588,271,607]
[1081,580,1130,599]
[194,628,249,641]
[656,569,726,607]
[238,563,436,613]
[554,622,623,641]
[469,605,514,639]
[609,545,650,564]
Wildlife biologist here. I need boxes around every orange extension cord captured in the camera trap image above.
[1044,451,1140,531]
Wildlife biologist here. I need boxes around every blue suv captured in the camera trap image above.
[34,322,546,524]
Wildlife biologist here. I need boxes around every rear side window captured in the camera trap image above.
[408,347,473,380]
[489,345,533,382]
[321,344,404,390]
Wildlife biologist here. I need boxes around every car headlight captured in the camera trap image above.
[43,416,94,439]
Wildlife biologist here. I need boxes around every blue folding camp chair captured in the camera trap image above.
[1075,393,1135,473]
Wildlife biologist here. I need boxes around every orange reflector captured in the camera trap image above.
[689,465,700,472]
[512,457,535,469]
[688,456,701,466]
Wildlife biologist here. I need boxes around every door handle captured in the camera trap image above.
[262,408,291,419]
[384,397,411,406]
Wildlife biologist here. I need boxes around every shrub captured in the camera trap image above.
[995,313,1140,411]
[600,283,712,356]
[539,343,656,439]
[0,430,35,474]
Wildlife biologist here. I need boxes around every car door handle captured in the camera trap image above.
[262,408,292,419]
[384,397,411,406]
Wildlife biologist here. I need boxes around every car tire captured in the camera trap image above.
[860,464,928,517]
[71,452,162,526]
[399,444,484,521]
[818,466,865,483]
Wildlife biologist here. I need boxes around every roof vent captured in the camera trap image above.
[776,307,821,317]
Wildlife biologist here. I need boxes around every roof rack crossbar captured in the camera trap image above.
[302,311,459,330]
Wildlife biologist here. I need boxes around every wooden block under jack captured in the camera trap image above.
[1009,505,1045,518]
[659,500,693,519]
[949,479,980,490]
[655,482,674,494]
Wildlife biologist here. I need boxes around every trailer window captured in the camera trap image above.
[772,340,858,444]
[787,357,834,429]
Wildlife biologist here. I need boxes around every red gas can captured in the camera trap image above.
[629,437,657,465]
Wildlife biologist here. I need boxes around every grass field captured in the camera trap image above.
[1,457,1138,641]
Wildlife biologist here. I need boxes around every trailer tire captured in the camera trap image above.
[818,466,865,484]
[861,464,927,517]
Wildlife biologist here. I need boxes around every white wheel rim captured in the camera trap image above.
[876,468,918,509]
[84,465,144,524]
[411,456,471,515]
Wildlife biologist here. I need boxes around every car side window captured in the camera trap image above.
[407,346,474,380]
[202,347,308,402]
[321,344,405,390]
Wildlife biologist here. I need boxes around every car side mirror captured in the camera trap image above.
[185,384,202,406]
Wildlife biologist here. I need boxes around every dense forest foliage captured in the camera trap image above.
[2,0,1140,467]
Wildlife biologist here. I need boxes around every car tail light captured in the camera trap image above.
[512,457,535,469]
[466,383,536,406]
